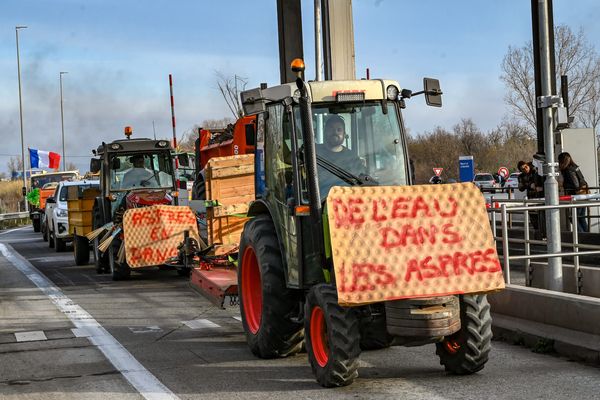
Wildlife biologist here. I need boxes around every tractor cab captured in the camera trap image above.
[240,65,442,290]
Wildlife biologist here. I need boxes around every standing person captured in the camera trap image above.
[517,160,545,238]
[558,152,589,232]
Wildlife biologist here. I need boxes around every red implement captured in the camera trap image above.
[190,265,238,308]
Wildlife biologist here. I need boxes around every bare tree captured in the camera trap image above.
[216,72,247,119]
[500,25,600,136]
[66,162,78,171]
[178,117,236,153]
[7,157,23,176]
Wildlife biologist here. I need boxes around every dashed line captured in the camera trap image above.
[0,242,180,400]
[14,331,47,342]
[182,319,221,329]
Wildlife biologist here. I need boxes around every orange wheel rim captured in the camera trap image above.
[444,339,461,354]
[310,306,329,367]
[241,246,262,334]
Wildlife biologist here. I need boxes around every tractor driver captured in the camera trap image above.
[316,115,364,194]
[121,154,158,189]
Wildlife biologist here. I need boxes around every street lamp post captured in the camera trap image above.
[15,25,28,212]
[59,71,68,171]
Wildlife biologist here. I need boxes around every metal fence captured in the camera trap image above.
[0,212,29,221]
[488,198,600,295]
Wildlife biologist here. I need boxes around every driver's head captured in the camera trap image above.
[130,154,145,168]
[324,115,346,150]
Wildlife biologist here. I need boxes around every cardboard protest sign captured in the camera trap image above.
[123,205,199,268]
[326,183,505,306]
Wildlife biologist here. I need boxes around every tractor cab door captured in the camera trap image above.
[263,103,302,288]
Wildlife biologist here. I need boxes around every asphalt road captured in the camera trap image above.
[1,226,599,400]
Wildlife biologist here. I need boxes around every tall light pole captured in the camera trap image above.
[15,25,28,212]
[59,71,68,171]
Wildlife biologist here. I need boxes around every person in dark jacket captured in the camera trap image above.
[517,160,545,237]
[558,152,589,232]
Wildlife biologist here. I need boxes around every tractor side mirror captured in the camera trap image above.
[90,158,101,174]
[424,78,443,107]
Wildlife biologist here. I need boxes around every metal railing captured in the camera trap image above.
[488,199,600,295]
[0,212,29,221]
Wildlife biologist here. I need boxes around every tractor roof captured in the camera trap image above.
[96,138,173,155]
[241,79,402,115]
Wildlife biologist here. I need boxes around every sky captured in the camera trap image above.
[1,0,599,175]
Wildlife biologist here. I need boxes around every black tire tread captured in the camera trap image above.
[238,215,303,359]
[74,234,90,265]
[435,294,492,374]
[306,284,361,387]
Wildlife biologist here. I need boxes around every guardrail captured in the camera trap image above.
[488,199,600,295]
[0,212,29,221]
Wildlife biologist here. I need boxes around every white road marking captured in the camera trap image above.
[71,328,91,338]
[232,316,242,322]
[30,255,74,263]
[129,326,162,334]
[0,243,180,400]
[15,330,47,342]
[182,319,221,329]
[0,226,31,236]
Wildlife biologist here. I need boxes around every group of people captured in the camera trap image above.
[517,152,589,233]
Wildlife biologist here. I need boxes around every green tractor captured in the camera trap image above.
[237,61,494,387]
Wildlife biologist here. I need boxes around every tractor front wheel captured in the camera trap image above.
[305,284,361,388]
[238,215,303,359]
[436,294,492,374]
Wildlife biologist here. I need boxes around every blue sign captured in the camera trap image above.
[459,155,474,182]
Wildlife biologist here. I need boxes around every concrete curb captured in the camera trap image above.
[492,313,600,364]
[489,284,600,364]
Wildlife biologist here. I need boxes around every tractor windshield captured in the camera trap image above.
[296,101,408,197]
[109,152,174,191]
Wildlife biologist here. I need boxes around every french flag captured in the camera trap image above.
[29,148,61,169]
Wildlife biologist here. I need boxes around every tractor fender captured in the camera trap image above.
[246,200,290,281]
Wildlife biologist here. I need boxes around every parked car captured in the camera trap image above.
[473,173,500,192]
[504,172,520,189]
[46,179,99,252]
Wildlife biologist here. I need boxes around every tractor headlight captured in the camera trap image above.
[386,85,399,100]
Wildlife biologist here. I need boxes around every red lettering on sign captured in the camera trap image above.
[433,197,458,218]
[338,262,397,292]
[380,223,461,249]
[441,223,461,244]
[411,196,432,218]
[348,198,365,226]
[404,248,500,282]
[391,196,410,218]
[371,199,388,222]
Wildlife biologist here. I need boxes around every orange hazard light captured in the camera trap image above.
[291,58,305,73]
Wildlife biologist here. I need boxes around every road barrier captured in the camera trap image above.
[0,212,29,221]
[488,199,600,295]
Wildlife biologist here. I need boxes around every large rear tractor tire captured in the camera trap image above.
[238,215,303,359]
[436,294,492,374]
[305,284,361,388]
[73,234,90,265]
